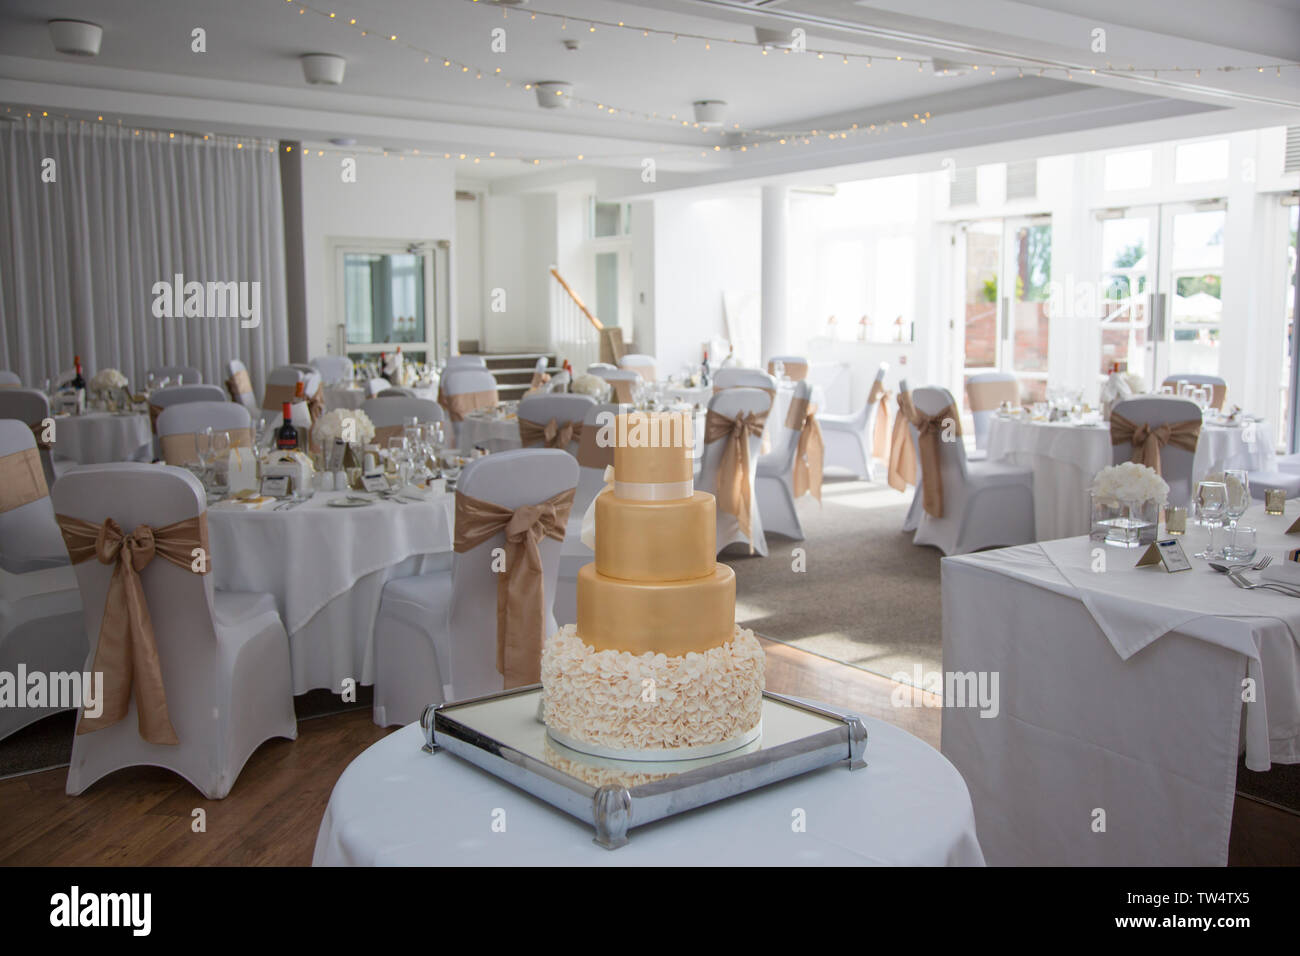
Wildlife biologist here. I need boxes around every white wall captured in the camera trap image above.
[455,191,483,350]
[479,192,556,352]
[299,152,455,359]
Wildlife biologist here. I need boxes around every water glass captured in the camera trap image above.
[1193,481,1228,559]
[1227,526,1257,562]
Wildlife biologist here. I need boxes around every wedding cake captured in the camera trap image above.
[541,410,765,759]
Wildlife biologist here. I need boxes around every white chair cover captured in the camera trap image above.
[755,379,811,540]
[822,361,888,480]
[898,379,925,533]
[150,384,227,411]
[375,387,416,398]
[0,370,21,386]
[0,420,86,742]
[264,366,317,430]
[445,355,487,370]
[157,401,251,441]
[544,398,609,627]
[53,463,296,798]
[149,365,202,386]
[585,363,618,375]
[372,449,578,725]
[966,370,1019,452]
[619,353,657,381]
[713,367,777,392]
[910,386,1035,556]
[546,370,571,393]
[311,355,352,385]
[226,359,260,416]
[0,387,60,486]
[361,397,446,430]
[365,377,391,398]
[1110,397,1201,508]
[698,386,771,556]
[517,394,595,456]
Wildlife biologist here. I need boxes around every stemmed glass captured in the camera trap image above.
[195,427,214,489]
[1222,470,1252,559]
[1193,480,1228,559]
[211,430,232,494]
[387,437,410,491]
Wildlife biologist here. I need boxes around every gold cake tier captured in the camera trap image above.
[576,563,736,655]
[595,491,716,582]
[612,411,694,487]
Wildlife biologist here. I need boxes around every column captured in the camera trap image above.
[761,184,790,361]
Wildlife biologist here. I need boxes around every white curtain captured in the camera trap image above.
[0,119,288,393]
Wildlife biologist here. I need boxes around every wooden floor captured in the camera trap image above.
[0,638,1293,865]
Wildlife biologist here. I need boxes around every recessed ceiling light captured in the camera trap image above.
[534,81,573,108]
[48,19,102,57]
[329,137,357,146]
[693,100,728,126]
[301,53,347,86]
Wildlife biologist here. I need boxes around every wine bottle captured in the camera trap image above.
[276,402,299,451]
[700,349,710,388]
[72,354,87,414]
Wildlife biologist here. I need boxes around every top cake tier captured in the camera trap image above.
[612,411,694,492]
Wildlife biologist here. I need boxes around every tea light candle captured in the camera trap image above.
[1165,507,1187,535]
[1265,489,1286,515]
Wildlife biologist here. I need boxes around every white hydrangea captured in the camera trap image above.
[1091,461,1169,507]
[312,407,375,445]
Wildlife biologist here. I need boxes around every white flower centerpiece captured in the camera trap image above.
[571,373,610,401]
[312,408,375,481]
[88,368,129,410]
[1090,461,1169,548]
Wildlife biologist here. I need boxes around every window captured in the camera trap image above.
[590,200,630,238]
[1104,150,1153,191]
[1174,139,1230,184]
[338,247,434,362]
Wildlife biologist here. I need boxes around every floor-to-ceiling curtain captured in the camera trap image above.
[0,119,288,393]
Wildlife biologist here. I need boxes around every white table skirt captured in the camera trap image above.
[459,413,522,454]
[51,412,152,465]
[986,417,1276,540]
[313,718,985,866]
[941,505,1300,865]
[208,490,454,694]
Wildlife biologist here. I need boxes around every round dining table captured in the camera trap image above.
[986,413,1276,540]
[206,488,455,694]
[313,715,985,866]
[51,410,152,464]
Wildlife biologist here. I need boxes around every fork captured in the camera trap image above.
[1227,569,1300,598]
[1209,556,1272,574]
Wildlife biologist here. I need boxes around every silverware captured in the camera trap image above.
[1209,556,1272,573]
[1227,570,1300,598]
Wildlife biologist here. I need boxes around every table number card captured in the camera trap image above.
[1136,538,1192,572]
[361,472,390,493]
[1286,515,1300,534]
[260,475,290,498]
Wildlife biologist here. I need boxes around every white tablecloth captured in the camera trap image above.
[986,416,1276,540]
[51,412,152,464]
[459,412,522,454]
[942,503,1300,865]
[207,489,454,694]
[313,717,984,866]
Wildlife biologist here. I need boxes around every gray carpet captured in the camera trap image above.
[728,476,942,683]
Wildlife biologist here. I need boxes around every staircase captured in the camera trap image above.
[471,353,557,399]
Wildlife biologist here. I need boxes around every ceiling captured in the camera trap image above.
[1,0,1297,190]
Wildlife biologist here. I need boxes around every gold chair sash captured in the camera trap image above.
[785,397,824,502]
[518,417,582,449]
[625,364,656,382]
[148,403,163,434]
[608,378,635,404]
[261,383,298,411]
[966,378,1020,412]
[767,360,808,381]
[453,487,575,687]
[54,512,211,745]
[704,408,769,551]
[575,422,614,470]
[225,369,253,402]
[886,392,918,492]
[912,403,962,519]
[445,389,498,422]
[867,380,892,461]
[1109,412,1201,477]
[160,428,254,466]
[0,447,48,512]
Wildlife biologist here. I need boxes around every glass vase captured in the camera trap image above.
[1093,495,1158,549]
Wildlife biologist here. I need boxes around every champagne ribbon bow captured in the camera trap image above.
[453,487,575,687]
[704,408,769,552]
[867,379,892,461]
[518,416,582,450]
[887,392,918,492]
[0,447,48,513]
[912,404,962,519]
[225,369,253,402]
[54,513,211,744]
[445,389,498,422]
[785,397,824,502]
[1109,412,1201,478]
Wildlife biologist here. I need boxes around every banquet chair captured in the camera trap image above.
[895,379,926,534]
[619,353,657,381]
[553,401,620,625]
[586,363,618,375]
[156,401,253,466]
[821,362,888,480]
[372,449,578,725]
[909,386,1035,556]
[766,355,809,381]
[1162,373,1226,410]
[361,397,446,442]
[148,384,228,457]
[53,464,296,798]
[375,387,416,398]
[365,377,391,397]
[0,420,86,742]
[0,387,62,486]
[1109,397,1201,508]
[311,355,352,385]
[445,355,488,370]
[0,370,21,386]
[966,371,1020,457]
[1247,469,1300,501]
[698,386,772,556]
[529,356,550,390]
[713,367,778,394]
[592,368,640,404]
[546,370,571,393]
[755,379,813,541]
[225,359,260,416]
[263,366,319,431]
[442,370,499,442]
[517,394,595,456]
[149,365,202,386]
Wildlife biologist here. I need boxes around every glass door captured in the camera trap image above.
[1098,207,1157,378]
[958,220,1004,408]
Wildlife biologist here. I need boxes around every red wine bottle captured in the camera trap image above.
[276,402,299,450]
[72,355,87,414]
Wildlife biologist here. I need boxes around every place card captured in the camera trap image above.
[361,472,390,493]
[1136,538,1192,572]
[1286,515,1300,534]
[260,475,290,498]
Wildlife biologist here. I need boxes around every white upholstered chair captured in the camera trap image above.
[148,384,228,457]
[263,366,319,432]
[149,365,202,386]
[966,371,1020,457]
[375,386,416,398]
[441,369,499,443]
[225,359,260,416]
[713,367,777,393]
[766,355,809,381]
[550,400,613,627]
[0,370,22,386]
[698,386,772,556]
[0,387,61,486]
[897,380,926,534]
[755,379,811,541]
[311,355,352,385]
[1162,373,1227,410]
[0,420,86,742]
[821,362,887,480]
[517,394,595,456]
[156,402,253,466]
[589,367,639,404]
[1109,397,1202,508]
[372,449,578,725]
[53,464,296,798]
[362,396,446,432]
[909,386,1035,556]
[619,354,657,381]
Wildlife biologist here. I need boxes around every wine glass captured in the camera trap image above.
[387,437,409,491]
[1193,480,1228,559]
[195,426,213,482]
[1222,470,1251,559]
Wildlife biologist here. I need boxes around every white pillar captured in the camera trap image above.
[761,185,790,361]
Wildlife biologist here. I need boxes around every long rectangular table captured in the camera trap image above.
[941,503,1300,865]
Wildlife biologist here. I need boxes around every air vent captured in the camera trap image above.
[1006,160,1038,200]
[949,167,977,206]
[1285,126,1300,174]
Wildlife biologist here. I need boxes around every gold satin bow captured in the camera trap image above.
[453,487,575,687]
[445,389,497,422]
[1109,412,1201,478]
[225,369,253,402]
[518,417,581,450]
[867,380,893,461]
[786,397,824,502]
[55,513,211,745]
[0,446,48,512]
[912,404,962,519]
[704,408,769,552]
[887,392,918,492]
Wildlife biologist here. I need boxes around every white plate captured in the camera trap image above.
[326,496,373,508]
